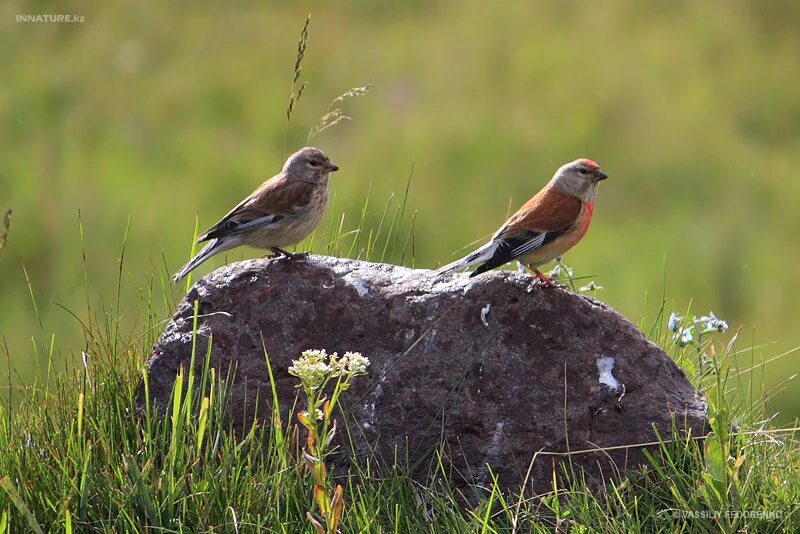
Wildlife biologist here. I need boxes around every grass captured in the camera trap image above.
[0,201,798,531]
[0,303,797,532]
[2,5,800,530]
[0,210,10,253]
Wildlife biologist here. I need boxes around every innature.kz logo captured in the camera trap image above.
[16,14,86,23]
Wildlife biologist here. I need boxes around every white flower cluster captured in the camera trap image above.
[339,351,370,374]
[288,349,332,389]
[288,349,370,389]
[668,311,729,347]
[697,312,729,333]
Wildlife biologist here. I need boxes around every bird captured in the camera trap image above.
[436,158,607,284]
[172,146,339,283]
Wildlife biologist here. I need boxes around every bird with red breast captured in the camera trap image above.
[436,158,607,285]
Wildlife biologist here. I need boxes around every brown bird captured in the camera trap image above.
[173,147,338,283]
[436,158,607,284]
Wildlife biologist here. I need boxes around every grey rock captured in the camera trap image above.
[143,255,707,494]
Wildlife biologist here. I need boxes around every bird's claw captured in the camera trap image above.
[533,270,553,286]
[530,271,568,290]
[267,247,309,260]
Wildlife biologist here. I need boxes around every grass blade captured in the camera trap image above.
[0,477,44,534]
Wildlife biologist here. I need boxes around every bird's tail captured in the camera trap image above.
[435,241,497,276]
[172,238,235,284]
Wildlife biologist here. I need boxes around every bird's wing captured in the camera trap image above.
[500,186,584,235]
[198,176,318,242]
[471,188,582,274]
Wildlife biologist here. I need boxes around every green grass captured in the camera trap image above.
[0,306,798,532]
[0,221,799,531]
[2,3,800,529]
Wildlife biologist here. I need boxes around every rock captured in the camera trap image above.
[143,255,707,494]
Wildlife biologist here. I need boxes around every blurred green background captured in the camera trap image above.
[1,1,799,420]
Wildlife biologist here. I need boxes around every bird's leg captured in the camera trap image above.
[533,269,554,287]
[522,264,554,287]
[269,247,308,259]
[263,248,284,259]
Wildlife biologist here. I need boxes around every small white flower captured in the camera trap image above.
[677,327,693,347]
[289,350,334,389]
[668,312,681,333]
[328,351,340,366]
[289,348,370,391]
[343,352,370,374]
[697,312,728,333]
[301,349,328,363]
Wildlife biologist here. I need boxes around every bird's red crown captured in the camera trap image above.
[578,158,600,169]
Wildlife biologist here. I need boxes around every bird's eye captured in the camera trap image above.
[308,160,320,167]
[578,168,588,175]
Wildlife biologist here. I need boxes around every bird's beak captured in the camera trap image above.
[326,162,339,172]
[595,169,608,181]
